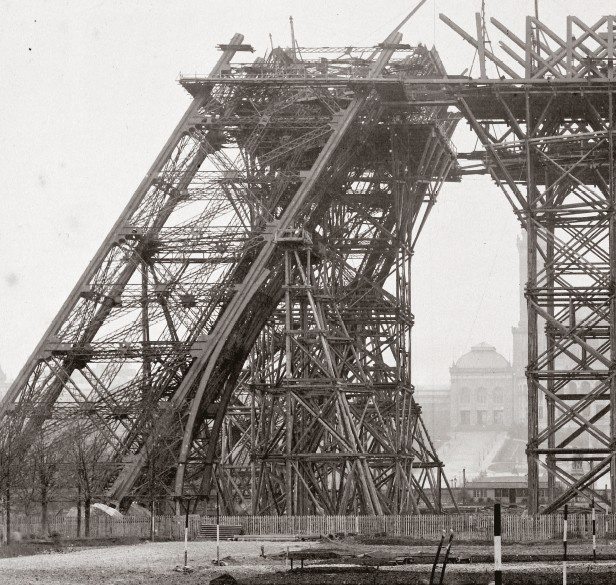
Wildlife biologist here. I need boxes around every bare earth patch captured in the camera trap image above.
[0,538,615,584]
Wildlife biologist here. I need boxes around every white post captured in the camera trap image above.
[150,503,155,541]
[216,491,220,565]
[216,524,220,565]
[563,504,568,585]
[592,500,596,562]
[183,506,189,570]
[494,503,502,585]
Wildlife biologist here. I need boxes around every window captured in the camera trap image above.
[494,387,503,403]
[460,387,470,403]
[476,387,487,404]
[460,410,471,425]
[477,410,488,426]
[493,410,503,425]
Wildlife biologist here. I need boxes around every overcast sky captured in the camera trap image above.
[0,0,612,384]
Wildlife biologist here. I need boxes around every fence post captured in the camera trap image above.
[592,500,596,562]
[494,504,502,585]
[563,504,568,585]
[216,494,220,566]
[183,508,189,570]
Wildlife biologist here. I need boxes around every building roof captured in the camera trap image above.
[414,385,450,396]
[467,475,548,489]
[453,342,511,371]
[414,385,450,405]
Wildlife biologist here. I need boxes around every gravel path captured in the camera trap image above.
[1,539,615,584]
[0,539,308,584]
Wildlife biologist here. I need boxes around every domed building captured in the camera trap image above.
[449,342,515,429]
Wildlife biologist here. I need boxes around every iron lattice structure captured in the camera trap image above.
[6,11,613,516]
[441,14,616,513]
[0,29,458,514]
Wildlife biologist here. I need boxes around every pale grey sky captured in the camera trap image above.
[0,0,611,384]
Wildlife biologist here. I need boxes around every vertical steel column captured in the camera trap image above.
[546,166,556,505]
[525,87,540,514]
[141,262,151,403]
[608,87,616,511]
[250,382,257,515]
[284,250,293,515]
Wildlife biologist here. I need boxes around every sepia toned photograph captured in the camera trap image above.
[1,1,615,583]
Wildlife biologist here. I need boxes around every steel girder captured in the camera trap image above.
[215,115,457,515]
[6,9,615,517]
[0,32,457,514]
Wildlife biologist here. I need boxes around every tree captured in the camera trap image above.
[0,428,13,544]
[68,423,107,537]
[31,432,60,535]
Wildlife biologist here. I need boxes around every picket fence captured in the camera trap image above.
[2,513,616,542]
[202,513,616,542]
[1,514,202,541]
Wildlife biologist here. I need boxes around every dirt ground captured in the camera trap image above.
[0,538,615,584]
[0,539,284,584]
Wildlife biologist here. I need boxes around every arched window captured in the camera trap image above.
[460,387,470,403]
[494,387,504,403]
[476,387,487,404]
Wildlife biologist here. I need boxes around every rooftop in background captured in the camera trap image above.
[452,342,511,371]
[467,475,548,489]
[414,384,449,390]
[414,385,450,396]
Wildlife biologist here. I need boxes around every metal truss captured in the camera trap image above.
[441,14,616,513]
[216,113,456,514]
[0,27,458,515]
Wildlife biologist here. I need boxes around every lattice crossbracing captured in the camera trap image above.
[217,157,450,515]
[442,13,616,513]
[5,10,616,517]
[0,31,457,515]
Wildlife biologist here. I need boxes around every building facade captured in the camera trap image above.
[450,342,515,429]
[413,385,450,443]
[464,476,549,506]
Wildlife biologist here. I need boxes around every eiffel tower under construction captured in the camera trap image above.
[4,7,616,517]
[0,13,458,515]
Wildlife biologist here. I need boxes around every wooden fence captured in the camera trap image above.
[2,513,616,542]
[202,513,616,542]
[0,514,202,541]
